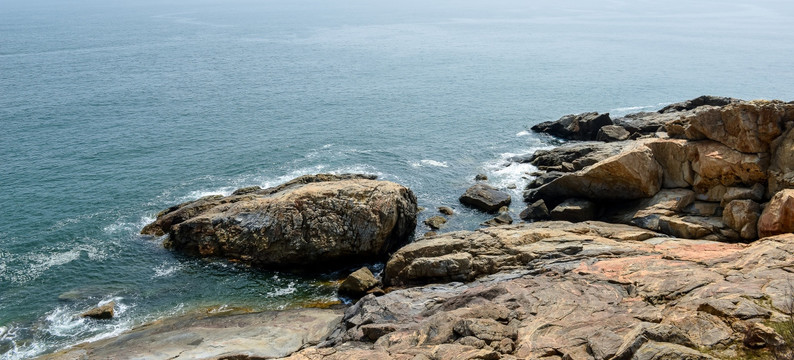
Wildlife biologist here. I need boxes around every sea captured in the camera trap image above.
[1,0,793,357]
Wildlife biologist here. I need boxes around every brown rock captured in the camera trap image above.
[720,184,765,207]
[689,140,768,193]
[683,100,793,153]
[144,174,417,270]
[768,123,794,195]
[438,206,454,216]
[81,302,115,320]
[529,142,663,202]
[549,198,598,222]
[758,189,794,238]
[643,138,695,188]
[460,184,511,213]
[596,125,631,142]
[424,216,447,230]
[339,267,379,298]
[722,200,761,240]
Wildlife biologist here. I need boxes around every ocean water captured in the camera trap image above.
[1,0,793,357]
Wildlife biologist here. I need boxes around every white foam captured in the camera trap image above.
[266,281,297,298]
[410,159,449,168]
[152,262,182,278]
[515,130,531,137]
[1,244,106,284]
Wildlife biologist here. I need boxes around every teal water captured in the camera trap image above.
[2,0,794,357]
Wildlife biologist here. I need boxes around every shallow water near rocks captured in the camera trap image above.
[2,0,794,358]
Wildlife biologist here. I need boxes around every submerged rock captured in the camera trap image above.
[142,174,417,270]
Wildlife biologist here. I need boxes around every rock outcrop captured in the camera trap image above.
[286,222,794,360]
[531,112,612,140]
[142,174,417,270]
[521,97,794,241]
[757,189,794,238]
[44,308,343,360]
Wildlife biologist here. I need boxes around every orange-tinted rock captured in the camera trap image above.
[758,189,794,238]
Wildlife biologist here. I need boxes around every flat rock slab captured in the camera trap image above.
[41,308,342,360]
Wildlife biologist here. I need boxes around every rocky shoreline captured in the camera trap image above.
[42,96,794,360]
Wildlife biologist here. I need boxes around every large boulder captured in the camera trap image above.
[689,140,769,193]
[531,112,612,141]
[758,189,794,238]
[142,174,417,270]
[528,142,663,203]
[459,184,511,213]
[596,125,631,142]
[643,138,695,188]
[667,100,794,153]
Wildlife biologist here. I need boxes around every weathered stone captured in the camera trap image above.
[689,140,768,193]
[722,200,761,240]
[768,123,794,195]
[144,174,417,270]
[597,125,631,142]
[744,323,785,348]
[682,201,721,217]
[758,189,794,238]
[482,212,513,227]
[453,318,517,342]
[46,308,343,360]
[659,95,741,113]
[720,184,765,207]
[339,267,379,298]
[519,200,550,221]
[643,138,695,188]
[529,142,663,203]
[550,198,598,222]
[521,142,623,173]
[531,112,613,141]
[424,216,447,230]
[360,323,398,341]
[81,302,115,320]
[460,184,511,213]
[438,206,454,216]
[682,100,793,153]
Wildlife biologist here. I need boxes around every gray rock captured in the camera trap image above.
[522,142,624,173]
[519,200,550,221]
[550,198,598,222]
[531,112,613,141]
[460,184,511,213]
[475,174,489,181]
[597,125,631,142]
[659,95,741,113]
[720,184,765,207]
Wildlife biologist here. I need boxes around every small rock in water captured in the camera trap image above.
[424,216,447,230]
[507,184,517,189]
[81,301,115,320]
[475,174,488,181]
[438,206,454,216]
[338,267,379,298]
[460,184,511,213]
